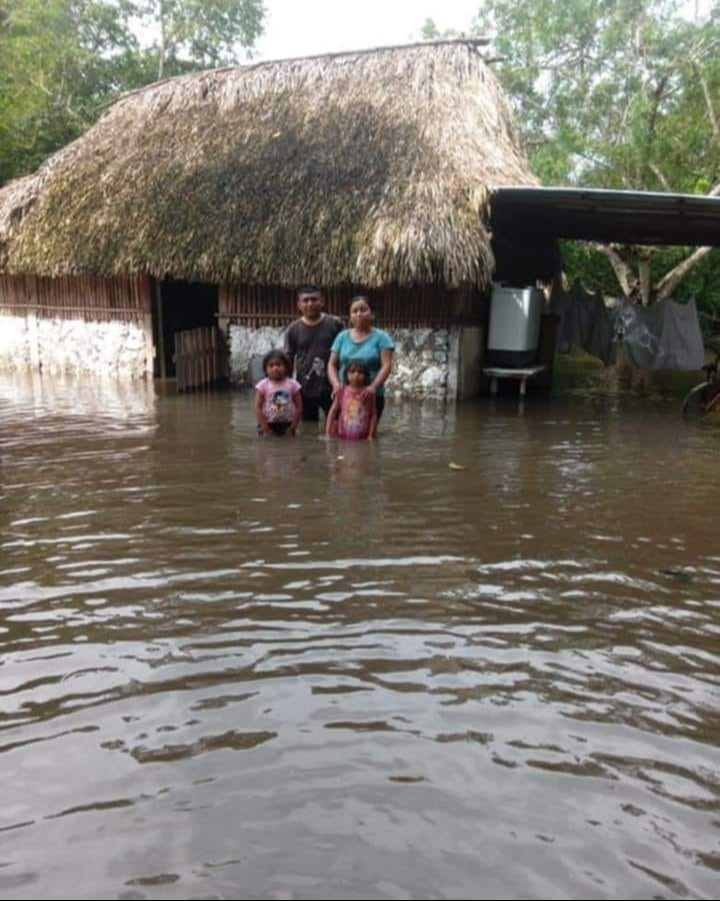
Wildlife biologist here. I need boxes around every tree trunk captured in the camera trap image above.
[638,254,652,307]
[594,243,633,301]
[593,180,720,304]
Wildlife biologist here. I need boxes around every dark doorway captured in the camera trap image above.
[152,279,218,377]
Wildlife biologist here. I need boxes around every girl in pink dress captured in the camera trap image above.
[254,350,302,436]
[325,361,377,440]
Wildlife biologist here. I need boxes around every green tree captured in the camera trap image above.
[132,0,264,80]
[0,1,137,182]
[456,1,720,307]
[0,0,265,183]
[420,17,459,40]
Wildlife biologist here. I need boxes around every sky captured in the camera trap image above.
[252,0,714,62]
[253,0,483,61]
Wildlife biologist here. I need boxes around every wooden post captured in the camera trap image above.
[27,308,40,371]
[176,331,183,390]
[154,279,166,379]
[140,277,155,378]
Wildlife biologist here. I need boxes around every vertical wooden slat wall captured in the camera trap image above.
[219,283,478,329]
[0,273,152,321]
[1,275,481,330]
[175,326,227,392]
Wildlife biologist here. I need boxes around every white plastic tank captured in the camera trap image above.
[487,284,544,366]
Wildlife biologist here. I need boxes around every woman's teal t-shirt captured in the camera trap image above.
[331,328,395,395]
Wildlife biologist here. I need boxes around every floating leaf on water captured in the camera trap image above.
[659,568,692,582]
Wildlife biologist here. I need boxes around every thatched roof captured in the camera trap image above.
[0,40,536,289]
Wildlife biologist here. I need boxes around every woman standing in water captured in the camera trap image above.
[327,296,394,422]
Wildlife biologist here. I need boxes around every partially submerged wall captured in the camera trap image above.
[388,328,451,399]
[0,275,489,394]
[0,313,150,378]
[0,275,153,378]
[228,324,464,400]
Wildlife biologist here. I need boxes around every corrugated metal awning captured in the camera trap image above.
[490,186,720,247]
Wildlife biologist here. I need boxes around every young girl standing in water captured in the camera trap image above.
[325,361,377,440]
[254,350,303,436]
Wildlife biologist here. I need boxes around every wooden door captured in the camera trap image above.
[174,326,228,392]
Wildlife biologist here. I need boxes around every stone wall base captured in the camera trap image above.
[0,313,150,378]
[228,324,484,399]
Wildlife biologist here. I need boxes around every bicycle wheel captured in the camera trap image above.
[706,387,720,415]
[682,380,711,417]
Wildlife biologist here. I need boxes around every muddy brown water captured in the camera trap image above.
[1,367,718,900]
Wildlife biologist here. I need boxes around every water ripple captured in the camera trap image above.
[1,373,719,899]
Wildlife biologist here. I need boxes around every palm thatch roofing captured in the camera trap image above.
[0,40,536,289]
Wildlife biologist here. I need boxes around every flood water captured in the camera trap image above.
[1,368,719,901]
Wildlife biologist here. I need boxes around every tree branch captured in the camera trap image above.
[656,246,714,302]
[28,75,86,125]
[695,65,720,145]
[649,164,672,192]
[592,242,634,300]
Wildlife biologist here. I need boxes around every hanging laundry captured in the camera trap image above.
[616,297,704,370]
[549,282,616,365]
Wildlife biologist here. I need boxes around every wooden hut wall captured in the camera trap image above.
[0,274,152,321]
[220,283,484,329]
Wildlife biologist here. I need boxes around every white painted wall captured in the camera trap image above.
[0,313,150,378]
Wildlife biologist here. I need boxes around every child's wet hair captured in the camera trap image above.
[262,349,291,375]
[344,360,370,384]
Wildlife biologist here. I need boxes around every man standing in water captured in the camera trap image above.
[284,285,343,427]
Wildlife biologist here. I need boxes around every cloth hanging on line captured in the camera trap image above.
[549,282,616,365]
[550,282,704,370]
[615,297,704,370]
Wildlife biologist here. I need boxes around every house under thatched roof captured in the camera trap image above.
[0,39,536,289]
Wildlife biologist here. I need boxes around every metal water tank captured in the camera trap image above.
[487,284,544,366]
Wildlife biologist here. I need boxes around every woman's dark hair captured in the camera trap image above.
[262,349,291,375]
[344,360,370,384]
[349,294,374,312]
